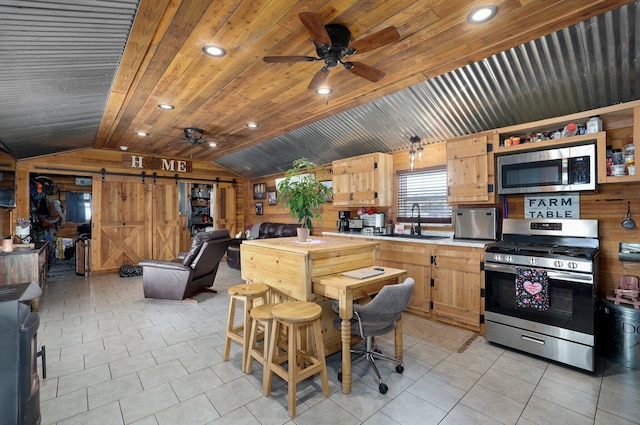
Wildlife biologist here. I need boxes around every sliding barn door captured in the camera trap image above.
[94,177,151,271]
[151,182,180,260]
[92,177,180,271]
[212,182,236,236]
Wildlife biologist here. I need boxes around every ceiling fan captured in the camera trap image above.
[172,127,210,158]
[263,12,400,90]
[183,127,206,145]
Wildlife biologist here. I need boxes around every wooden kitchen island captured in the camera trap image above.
[240,236,406,394]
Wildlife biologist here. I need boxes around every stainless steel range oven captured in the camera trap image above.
[484,218,599,371]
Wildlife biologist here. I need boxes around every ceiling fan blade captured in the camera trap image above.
[308,68,330,90]
[349,26,400,54]
[343,62,385,82]
[299,12,332,47]
[263,56,318,63]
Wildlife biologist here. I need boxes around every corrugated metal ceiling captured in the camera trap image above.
[216,1,639,178]
[0,0,139,158]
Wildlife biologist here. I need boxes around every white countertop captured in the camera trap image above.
[322,231,492,248]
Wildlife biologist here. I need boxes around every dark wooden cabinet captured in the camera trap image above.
[0,242,49,311]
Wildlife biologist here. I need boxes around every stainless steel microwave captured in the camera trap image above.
[497,143,596,195]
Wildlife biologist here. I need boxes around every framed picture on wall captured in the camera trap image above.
[268,191,277,205]
[255,202,263,215]
[320,180,333,202]
[253,182,266,199]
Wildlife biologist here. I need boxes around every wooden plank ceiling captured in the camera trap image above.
[1,0,633,173]
[97,0,631,166]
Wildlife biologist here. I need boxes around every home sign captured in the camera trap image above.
[122,155,192,172]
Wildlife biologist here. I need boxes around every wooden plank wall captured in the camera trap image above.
[13,149,245,272]
[242,143,449,237]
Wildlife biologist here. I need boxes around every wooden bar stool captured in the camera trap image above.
[244,303,276,375]
[264,301,329,418]
[223,283,270,369]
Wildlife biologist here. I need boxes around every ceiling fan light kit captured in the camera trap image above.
[263,12,400,92]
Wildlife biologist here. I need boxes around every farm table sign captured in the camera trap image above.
[524,193,580,219]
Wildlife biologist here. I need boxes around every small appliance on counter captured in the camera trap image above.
[454,208,500,240]
[360,213,385,232]
[347,218,363,232]
[337,210,350,232]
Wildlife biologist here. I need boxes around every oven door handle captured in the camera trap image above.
[484,262,594,284]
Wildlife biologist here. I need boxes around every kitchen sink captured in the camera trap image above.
[387,234,449,240]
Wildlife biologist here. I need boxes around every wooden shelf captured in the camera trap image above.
[494,132,605,155]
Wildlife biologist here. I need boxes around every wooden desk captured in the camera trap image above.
[312,267,407,394]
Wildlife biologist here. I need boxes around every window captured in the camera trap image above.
[397,168,451,224]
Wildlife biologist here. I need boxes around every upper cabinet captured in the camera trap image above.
[332,152,393,207]
[495,101,640,185]
[446,132,496,205]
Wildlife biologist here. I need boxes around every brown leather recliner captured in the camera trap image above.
[140,229,232,301]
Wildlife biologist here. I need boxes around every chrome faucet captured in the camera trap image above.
[410,203,421,235]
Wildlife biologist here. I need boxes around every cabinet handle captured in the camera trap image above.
[521,335,545,345]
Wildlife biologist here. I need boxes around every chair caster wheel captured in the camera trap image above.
[396,364,404,374]
[337,372,342,382]
[379,383,388,394]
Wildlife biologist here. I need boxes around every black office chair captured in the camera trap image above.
[332,277,415,394]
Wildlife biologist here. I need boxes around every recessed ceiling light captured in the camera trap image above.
[120,146,128,151]
[315,87,332,95]
[157,104,174,110]
[136,131,149,136]
[202,45,226,57]
[246,123,259,128]
[208,142,217,147]
[467,5,498,24]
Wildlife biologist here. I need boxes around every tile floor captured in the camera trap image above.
[36,263,640,425]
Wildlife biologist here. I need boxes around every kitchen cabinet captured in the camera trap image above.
[446,132,496,205]
[375,239,431,317]
[496,102,640,185]
[324,232,487,332]
[332,152,393,207]
[0,242,49,311]
[189,184,212,234]
[432,245,484,331]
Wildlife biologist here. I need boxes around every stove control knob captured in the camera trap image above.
[553,260,563,268]
[568,262,578,269]
[529,258,537,265]
[505,255,513,263]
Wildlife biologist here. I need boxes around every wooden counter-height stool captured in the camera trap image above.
[223,283,270,369]
[264,301,329,418]
[245,303,277,375]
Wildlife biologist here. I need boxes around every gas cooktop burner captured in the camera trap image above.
[486,241,598,260]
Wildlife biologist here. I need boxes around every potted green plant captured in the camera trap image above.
[277,158,332,241]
